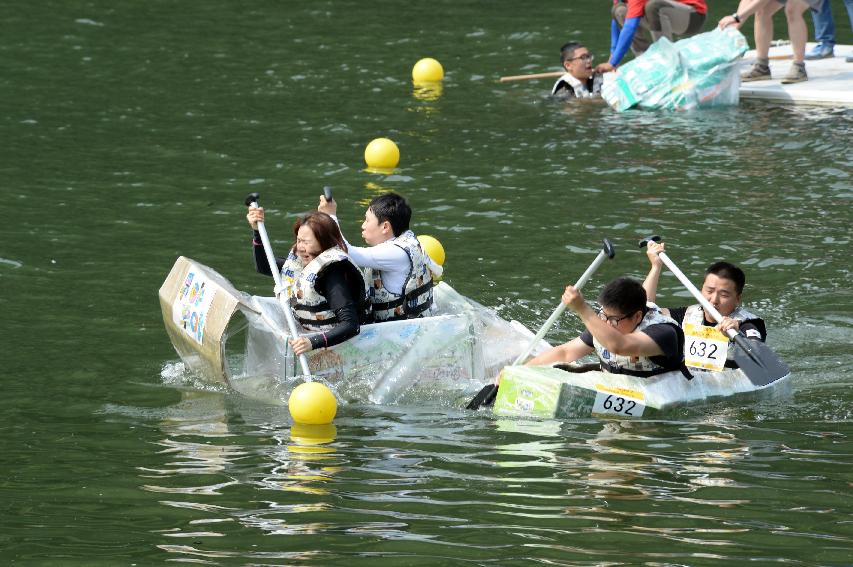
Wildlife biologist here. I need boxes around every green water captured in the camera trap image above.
[2,1,852,564]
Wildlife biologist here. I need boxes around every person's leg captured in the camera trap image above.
[845,0,853,26]
[646,0,697,41]
[613,2,627,28]
[805,0,834,58]
[785,0,809,63]
[755,0,783,60]
[743,0,782,81]
[782,0,811,82]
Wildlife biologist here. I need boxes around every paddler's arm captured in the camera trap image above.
[641,240,670,316]
[609,14,641,67]
[318,195,409,273]
[567,286,665,358]
[526,337,593,366]
[247,206,285,276]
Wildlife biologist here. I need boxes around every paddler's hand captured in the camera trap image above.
[318,195,337,217]
[247,207,265,230]
[561,285,586,312]
[289,336,313,356]
[595,62,616,74]
[717,317,740,335]
[646,240,665,267]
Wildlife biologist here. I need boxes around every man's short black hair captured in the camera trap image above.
[368,192,411,237]
[706,262,746,295]
[560,41,586,64]
[598,277,647,316]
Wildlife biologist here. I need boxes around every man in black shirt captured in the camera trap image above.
[527,277,684,377]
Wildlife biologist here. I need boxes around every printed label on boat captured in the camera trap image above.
[683,323,729,372]
[172,270,217,345]
[592,384,645,418]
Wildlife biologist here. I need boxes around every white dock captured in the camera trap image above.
[739,42,853,107]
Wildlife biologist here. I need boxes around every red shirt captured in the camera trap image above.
[614,0,708,18]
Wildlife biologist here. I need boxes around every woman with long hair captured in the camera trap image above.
[247,208,370,355]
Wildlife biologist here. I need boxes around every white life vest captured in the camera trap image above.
[593,303,684,377]
[682,304,765,368]
[280,246,369,332]
[367,230,434,322]
[551,72,603,98]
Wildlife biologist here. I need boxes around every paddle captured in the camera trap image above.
[466,238,616,410]
[639,235,789,387]
[500,71,564,83]
[246,192,313,380]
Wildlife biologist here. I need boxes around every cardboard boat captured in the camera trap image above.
[159,256,549,405]
[493,362,792,419]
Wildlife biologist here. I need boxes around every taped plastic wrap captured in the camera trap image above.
[161,257,550,406]
[603,27,749,112]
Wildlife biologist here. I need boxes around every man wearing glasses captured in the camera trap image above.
[527,277,687,378]
[551,42,603,98]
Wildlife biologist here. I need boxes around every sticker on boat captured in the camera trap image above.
[172,270,217,344]
[591,383,645,417]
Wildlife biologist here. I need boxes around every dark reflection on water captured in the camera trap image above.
[92,393,853,564]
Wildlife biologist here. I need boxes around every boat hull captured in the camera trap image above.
[493,364,791,419]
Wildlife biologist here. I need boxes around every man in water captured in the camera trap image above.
[551,41,603,99]
[643,240,767,372]
[719,0,825,83]
[527,277,687,378]
[597,0,707,74]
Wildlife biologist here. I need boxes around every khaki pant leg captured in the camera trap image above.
[612,2,652,55]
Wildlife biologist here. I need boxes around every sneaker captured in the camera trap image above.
[805,43,834,60]
[847,54,853,63]
[742,63,771,82]
[781,63,808,84]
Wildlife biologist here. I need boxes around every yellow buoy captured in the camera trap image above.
[412,57,444,83]
[364,137,400,170]
[418,234,445,282]
[288,382,337,425]
[418,235,445,265]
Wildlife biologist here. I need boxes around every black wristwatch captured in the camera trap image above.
[732,13,741,23]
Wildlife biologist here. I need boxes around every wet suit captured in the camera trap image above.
[252,233,364,350]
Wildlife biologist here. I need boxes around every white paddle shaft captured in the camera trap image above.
[250,204,313,379]
[512,248,610,365]
[656,252,737,340]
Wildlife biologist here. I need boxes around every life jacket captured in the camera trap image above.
[682,304,766,368]
[551,72,604,98]
[367,230,434,322]
[280,246,370,332]
[593,303,687,377]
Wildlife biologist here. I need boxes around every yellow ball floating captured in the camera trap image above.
[418,235,445,282]
[412,57,444,83]
[418,235,445,266]
[364,137,400,170]
[288,382,337,425]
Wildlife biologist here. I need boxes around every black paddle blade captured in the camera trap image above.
[731,334,790,387]
[466,384,498,410]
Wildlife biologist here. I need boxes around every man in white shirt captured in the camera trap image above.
[319,192,436,321]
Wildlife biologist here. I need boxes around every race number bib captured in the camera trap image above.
[592,384,645,418]
[683,323,729,371]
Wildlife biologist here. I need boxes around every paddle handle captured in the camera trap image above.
[512,245,612,365]
[248,201,313,380]
[656,252,736,340]
[500,71,564,83]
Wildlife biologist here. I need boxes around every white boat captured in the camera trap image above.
[739,42,853,106]
[492,363,791,419]
[158,256,549,405]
